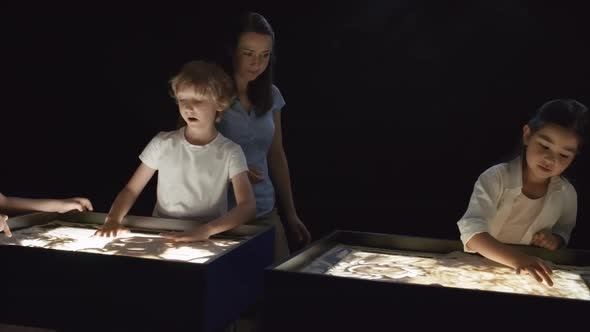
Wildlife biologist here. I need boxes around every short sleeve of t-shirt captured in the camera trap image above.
[227,144,248,180]
[138,133,164,170]
[271,85,286,113]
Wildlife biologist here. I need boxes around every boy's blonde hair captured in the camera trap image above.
[170,60,235,111]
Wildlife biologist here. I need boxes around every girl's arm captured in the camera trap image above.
[94,163,156,237]
[267,111,311,244]
[459,166,553,285]
[457,167,503,251]
[467,232,553,285]
[162,171,255,242]
[550,185,577,247]
[531,186,577,251]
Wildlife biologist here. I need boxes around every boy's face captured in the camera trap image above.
[235,32,272,82]
[523,123,579,180]
[175,87,221,129]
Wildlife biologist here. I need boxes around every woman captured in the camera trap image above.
[217,12,311,260]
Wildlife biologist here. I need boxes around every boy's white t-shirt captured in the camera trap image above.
[139,127,248,221]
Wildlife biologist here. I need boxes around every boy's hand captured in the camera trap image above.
[57,197,94,213]
[247,165,264,184]
[512,253,553,286]
[531,229,563,251]
[0,214,12,237]
[161,226,212,243]
[94,221,129,238]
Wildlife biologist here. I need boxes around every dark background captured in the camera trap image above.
[1,1,589,250]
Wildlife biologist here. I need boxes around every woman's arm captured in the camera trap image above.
[267,111,311,244]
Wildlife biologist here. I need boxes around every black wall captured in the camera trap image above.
[2,1,589,250]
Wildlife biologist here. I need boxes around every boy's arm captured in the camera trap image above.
[207,171,256,234]
[94,163,156,237]
[468,232,554,285]
[162,171,255,242]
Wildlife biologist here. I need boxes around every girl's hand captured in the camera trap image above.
[0,214,12,237]
[512,253,553,286]
[531,229,563,251]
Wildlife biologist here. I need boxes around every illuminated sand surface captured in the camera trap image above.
[301,245,590,300]
[0,221,240,263]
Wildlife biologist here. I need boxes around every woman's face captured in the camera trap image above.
[234,32,273,82]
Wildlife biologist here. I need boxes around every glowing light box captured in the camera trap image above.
[0,221,240,263]
[301,245,590,300]
[263,230,590,332]
[0,212,274,332]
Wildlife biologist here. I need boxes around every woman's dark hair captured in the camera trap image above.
[527,99,588,149]
[222,12,275,116]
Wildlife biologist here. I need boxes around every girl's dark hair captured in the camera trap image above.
[527,99,588,149]
[497,99,588,167]
[222,12,275,116]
